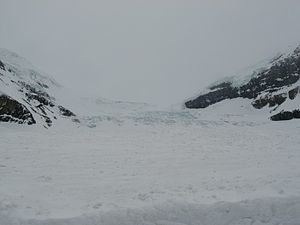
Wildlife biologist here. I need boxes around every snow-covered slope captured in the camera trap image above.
[185,45,300,121]
[0,49,76,127]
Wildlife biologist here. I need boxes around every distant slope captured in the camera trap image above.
[0,48,76,127]
[185,45,300,121]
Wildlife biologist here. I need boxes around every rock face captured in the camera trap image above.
[185,46,300,121]
[0,95,36,124]
[58,105,76,117]
[0,48,76,127]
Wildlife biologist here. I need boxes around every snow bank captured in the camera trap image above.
[1,197,300,225]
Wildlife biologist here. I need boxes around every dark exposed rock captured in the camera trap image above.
[0,60,5,71]
[25,92,54,107]
[251,97,268,109]
[0,95,36,125]
[288,87,299,100]
[252,93,287,109]
[270,111,294,121]
[271,109,300,121]
[44,116,52,126]
[58,106,76,117]
[18,81,55,107]
[185,85,239,109]
[185,47,300,109]
[293,109,300,119]
[265,93,287,107]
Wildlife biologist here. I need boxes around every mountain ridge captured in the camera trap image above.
[185,45,300,121]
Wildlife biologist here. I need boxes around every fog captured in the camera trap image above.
[1,0,300,105]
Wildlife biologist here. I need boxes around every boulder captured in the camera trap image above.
[288,87,299,100]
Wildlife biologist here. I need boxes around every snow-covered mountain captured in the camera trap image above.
[0,49,76,127]
[185,45,300,121]
[2,45,300,129]
[0,49,168,128]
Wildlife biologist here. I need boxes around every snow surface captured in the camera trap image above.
[1,104,300,224]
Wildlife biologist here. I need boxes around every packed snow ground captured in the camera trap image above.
[1,102,300,225]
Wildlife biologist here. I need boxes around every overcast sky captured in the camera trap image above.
[1,0,300,105]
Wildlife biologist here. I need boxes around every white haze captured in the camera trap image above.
[1,0,300,105]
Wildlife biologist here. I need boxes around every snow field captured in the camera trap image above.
[1,119,300,224]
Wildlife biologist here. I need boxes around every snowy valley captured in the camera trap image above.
[1,48,300,225]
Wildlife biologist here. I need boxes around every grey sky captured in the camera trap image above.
[1,0,300,105]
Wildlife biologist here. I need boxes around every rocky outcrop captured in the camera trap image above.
[0,60,5,71]
[58,106,76,117]
[252,93,287,109]
[185,82,239,109]
[288,87,299,100]
[270,109,300,121]
[0,95,36,124]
